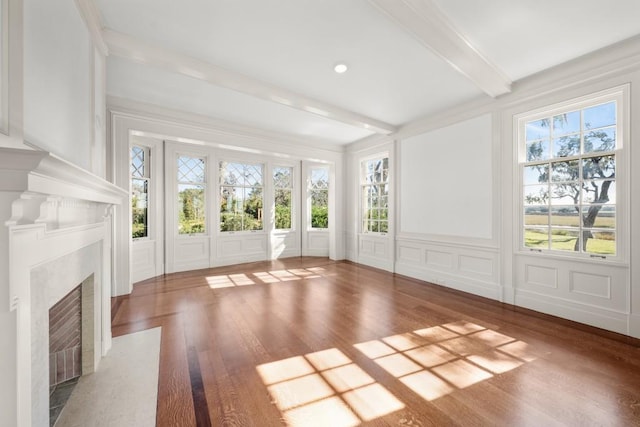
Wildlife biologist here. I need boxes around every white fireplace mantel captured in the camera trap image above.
[0,147,127,427]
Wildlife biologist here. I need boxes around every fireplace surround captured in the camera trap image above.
[0,148,126,427]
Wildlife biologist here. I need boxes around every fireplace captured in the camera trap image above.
[0,148,126,427]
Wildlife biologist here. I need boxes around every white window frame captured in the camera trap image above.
[307,165,330,230]
[218,158,265,233]
[360,153,390,235]
[130,144,150,241]
[515,86,629,262]
[273,164,296,231]
[176,153,207,236]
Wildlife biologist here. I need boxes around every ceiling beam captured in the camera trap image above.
[103,30,396,135]
[74,0,108,56]
[368,0,512,98]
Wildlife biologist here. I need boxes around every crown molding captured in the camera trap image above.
[74,0,108,56]
[107,96,347,155]
[102,29,396,135]
[368,0,511,98]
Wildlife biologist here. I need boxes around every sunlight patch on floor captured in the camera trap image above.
[354,321,535,403]
[257,348,405,426]
[257,321,536,426]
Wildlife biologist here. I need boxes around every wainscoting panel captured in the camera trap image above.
[358,234,393,271]
[395,238,500,300]
[514,254,629,333]
[271,232,300,259]
[303,231,330,257]
[131,240,158,283]
[214,234,268,266]
[172,237,210,273]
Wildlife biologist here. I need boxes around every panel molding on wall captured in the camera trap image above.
[358,234,393,272]
[395,237,501,301]
[514,254,629,334]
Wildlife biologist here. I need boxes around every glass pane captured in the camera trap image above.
[245,164,263,187]
[524,184,549,205]
[275,189,292,229]
[243,187,263,231]
[582,180,615,204]
[550,206,579,227]
[553,110,580,135]
[525,140,549,161]
[220,186,241,231]
[311,189,328,228]
[582,205,615,228]
[178,184,205,234]
[523,164,548,185]
[220,162,243,185]
[525,118,550,141]
[524,227,549,249]
[274,167,292,188]
[379,221,388,233]
[550,228,579,252]
[551,160,579,182]
[550,183,580,205]
[524,206,548,226]
[178,156,205,183]
[585,231,615,255]
[584,128,616,153]
[582,155,615,180]
[131,178,148,238]
[552,134,580,158]
[131,146,145,178]
[583,101,615,130]
[311,168,329,190]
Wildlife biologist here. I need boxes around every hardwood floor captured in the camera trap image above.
[111,257,640,426]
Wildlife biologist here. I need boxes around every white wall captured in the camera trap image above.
[400,114,493,239]
[0,2,110,425]
[346,37,640,338]
[24,0,93,171]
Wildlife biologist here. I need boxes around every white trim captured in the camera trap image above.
[368,0,511,97]
[514,85,628,264]
[108,96,347,155]
[74,0,108,56]
[103,30,396,135]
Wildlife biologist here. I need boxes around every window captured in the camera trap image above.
[520,92,622,257]
[362,156,389,233]
[177,155,206,235]
[309,167,329,229]
[274,166,293,230]
[219,161,264,232]
[131,145,149,239]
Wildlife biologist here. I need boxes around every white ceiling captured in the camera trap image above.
[94,0,640,146]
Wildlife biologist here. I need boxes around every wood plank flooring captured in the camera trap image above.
[111,257,640,427]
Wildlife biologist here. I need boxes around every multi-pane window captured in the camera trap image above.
[219,161,264,232]
[274,166,293,230]
[309,167,329,229]
[362,156,389,233]
[177,155,206,235]
[521,97,619,256]
[131,146,149,239]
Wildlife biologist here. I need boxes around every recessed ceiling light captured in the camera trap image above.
[334,63,348,74]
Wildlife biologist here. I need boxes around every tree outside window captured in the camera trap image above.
[274,166,293,230]
[309,167,329,229]
[522,100,617,256]
[219,161,264,232]
[131,145,149,239]
[177,155,206,235]
[362,156,389,233]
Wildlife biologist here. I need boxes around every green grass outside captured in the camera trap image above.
[524,229,615,254]
[525,214,615,228]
